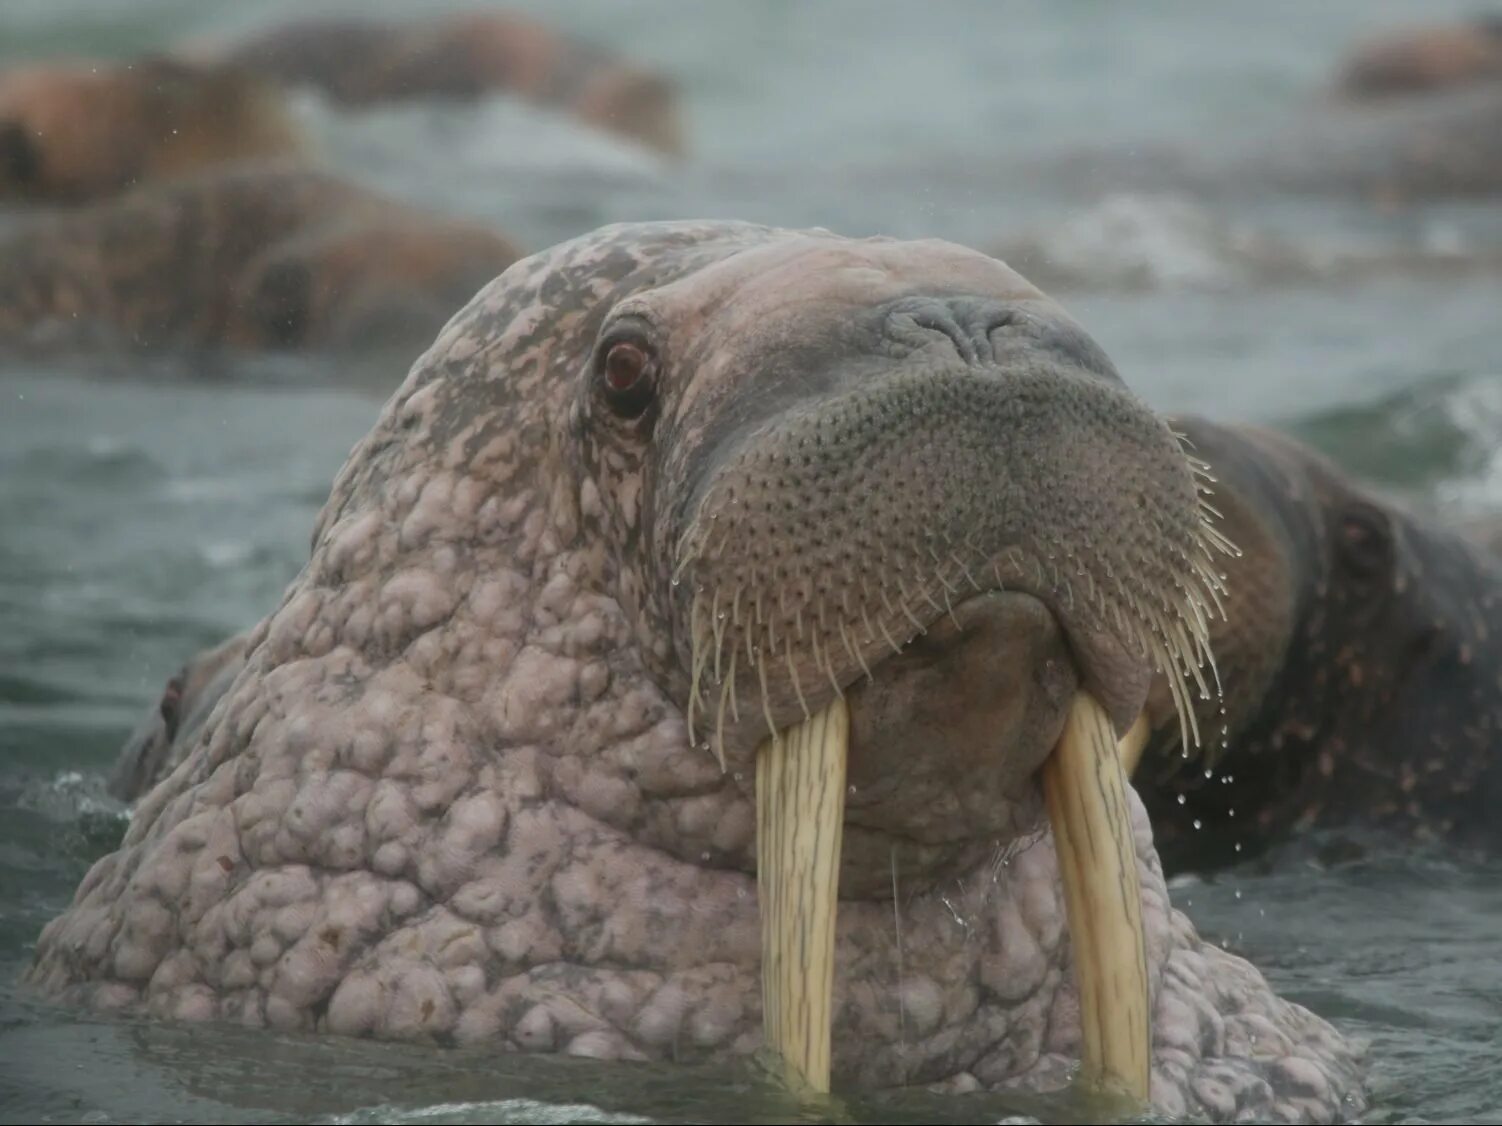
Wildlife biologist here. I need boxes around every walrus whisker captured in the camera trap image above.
[892,576,930,632]
[723,648,741,726]
[687,593,710,746]
[838,617,873,683]
[756,649,778,746]
[785,637,811,720]
[951,552,984,593]
[714,676,732,773]
[817,633,844,701]
[941,584,962,629]
[875,615,905,658]
[712,589,727,682]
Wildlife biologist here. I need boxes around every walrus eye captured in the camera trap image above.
[598,335,658,418]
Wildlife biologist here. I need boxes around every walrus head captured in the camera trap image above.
[561,230,1227,880]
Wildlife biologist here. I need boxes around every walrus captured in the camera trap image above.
[193,12,684,157]
[0,56,306,205]
[0,163,522,361]
[1137,417,1502,869]
[1336,16,1502,101]
[30,220,1363,1122]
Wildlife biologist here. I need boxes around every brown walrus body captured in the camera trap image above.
[1140,418,1502,868]
[0,164,522,361]
[202,12,684,156]
[1336,16,1502,101]
[0,56,306,205]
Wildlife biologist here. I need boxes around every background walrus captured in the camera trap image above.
[0,56,306,204]
[0,164,522,362]
[187,11,684,156]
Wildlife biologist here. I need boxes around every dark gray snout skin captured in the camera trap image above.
[35,221,1364,1124]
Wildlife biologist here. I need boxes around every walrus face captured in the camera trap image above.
[572,235,1226,882]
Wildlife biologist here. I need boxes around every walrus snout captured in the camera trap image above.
[670,353,1219,773]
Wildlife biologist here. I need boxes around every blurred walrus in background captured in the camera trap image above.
[1336,14,1502,100]
[190,11,684,156]
[0,164,522,362]
[0,56,306,204]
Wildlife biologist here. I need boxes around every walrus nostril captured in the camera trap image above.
[884,296,1022,365]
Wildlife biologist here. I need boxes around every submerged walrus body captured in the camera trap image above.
[1141,419,1502,868]
[0,164,521,362]
[32,222,1362,1122]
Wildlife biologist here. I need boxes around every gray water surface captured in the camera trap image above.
[3,1,1502,1122]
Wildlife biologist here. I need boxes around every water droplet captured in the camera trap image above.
[737,887,747,899]
[1193,819,1202,830]
[847,784,857,795]
[1234,842,1242,852]
[1203,769,1213,779]
[671,578,681,587]
[1176,794,1187,806]
[1234,889,1242,900]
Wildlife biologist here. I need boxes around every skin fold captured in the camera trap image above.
[35,222,1364,1123]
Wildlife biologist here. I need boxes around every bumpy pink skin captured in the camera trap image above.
[30,222,1364,1123]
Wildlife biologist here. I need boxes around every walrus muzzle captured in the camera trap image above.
[666,319,1228,1099]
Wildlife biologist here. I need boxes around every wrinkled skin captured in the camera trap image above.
[0,164,521,360]
[33,223,1363,1123]
[0,56,305,205]
[1142,419,1502,869]
[194,12,684,157]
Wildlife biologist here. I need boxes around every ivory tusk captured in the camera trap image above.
[755,696,850,1094]
[1042,693,1152,1104]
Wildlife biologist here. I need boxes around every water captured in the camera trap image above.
[2,1,1502,1122]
